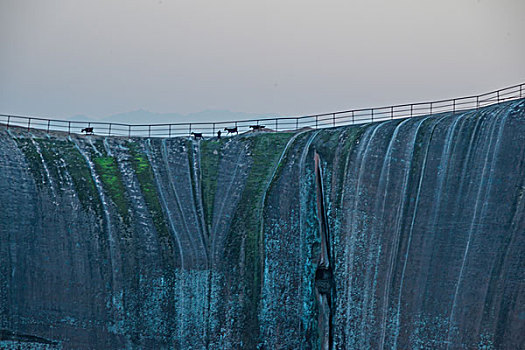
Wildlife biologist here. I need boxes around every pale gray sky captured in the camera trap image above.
[1,0,524,121]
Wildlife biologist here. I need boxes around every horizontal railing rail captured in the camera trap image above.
[1,83,523,138]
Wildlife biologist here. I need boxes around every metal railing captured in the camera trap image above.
[1,83,523,138]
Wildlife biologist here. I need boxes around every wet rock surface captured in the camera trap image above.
[0,100,524,349]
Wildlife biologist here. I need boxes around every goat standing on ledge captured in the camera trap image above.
[191,132,203,140]
[81,127,94,135]
[224,127,238,135]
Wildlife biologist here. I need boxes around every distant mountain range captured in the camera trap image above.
[68,109,281,125]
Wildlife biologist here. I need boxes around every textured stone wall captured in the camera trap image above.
[0,99,524,349]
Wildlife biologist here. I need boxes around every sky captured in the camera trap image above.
[0,0,524,122]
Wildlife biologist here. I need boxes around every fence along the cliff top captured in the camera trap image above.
[1,83,523,138]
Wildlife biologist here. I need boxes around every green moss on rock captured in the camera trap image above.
[15,137,103,215]
[15,138,48,188]
[93,156,130,225]
[128,143,170,242]
[224,132,294,347]
[199,140,222,232]
[62,141,103,215]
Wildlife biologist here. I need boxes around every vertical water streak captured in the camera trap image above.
[261,131,306,264]
[336,125,374,345]
[426,114,466,231]
[71,137,118,314]
[447,107,492,221]
[341,122,383,345]
[261,132,305,235]
[378,116,432,349]
[363,118,410,348]
[103,138,113,157]
[88,138,102,156]
[145,139,188,345]
[189,140,210,266]
[182,141,206,264]
[145,139,186,269]
[60,156,80,211]
[210,142,246,264]
[392,115,449,349]
[414,112,470,317]
[30,136,58,203]
[346,124,384,296]
[445,105,511,349]
[159,139,201,270]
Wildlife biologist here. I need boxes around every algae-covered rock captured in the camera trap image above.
[0,99,524,349]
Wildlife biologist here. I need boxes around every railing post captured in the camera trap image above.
[168,124,172,138]
[315,116,318,129]
[27,118,31,131]
[47,120,50,133]
[188,123,192,136]
[371,109,374,122]
[128,125,131,139]
[453,99,456,114]
[296,118,299,130]
[410,105,413,117]
[68,121,71,135]
[212,123,215,136]
[332,113,336,127]
[430,102,433,115]
[391,106,394,119]
[352,111,355,124]
[497,90,500,103]
[148,125,151,137]
[476,96,479,110]
[108,123,112,136]
[6,115,10,129]
[275,118,278,131]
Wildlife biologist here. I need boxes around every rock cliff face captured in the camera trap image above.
[1,100,524,349]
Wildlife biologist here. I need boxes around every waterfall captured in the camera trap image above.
[30,136,57,202]
[392,115,450,349]
[191,140,211,264]
[1,100,523,349]
[71,137,119,312]
[145,139,186,269]
[446,105,512,348]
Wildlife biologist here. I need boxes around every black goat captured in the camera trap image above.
[224,127,238,134]
[191,132,203,140]
[81,127,94,135]
[249,125,265,132]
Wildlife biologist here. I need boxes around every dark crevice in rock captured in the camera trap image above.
[314,151,335,350]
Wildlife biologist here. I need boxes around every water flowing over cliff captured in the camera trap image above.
[1,100,524,349]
